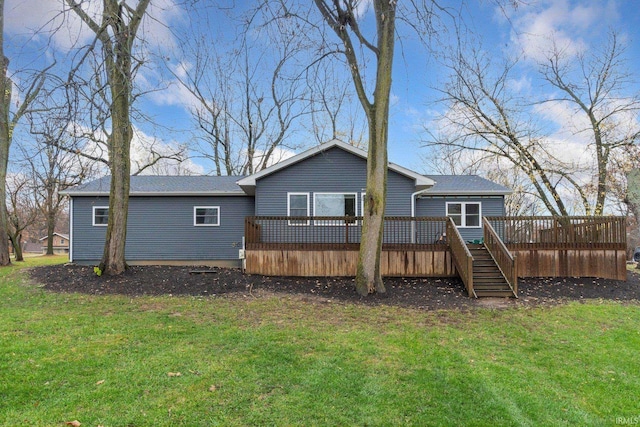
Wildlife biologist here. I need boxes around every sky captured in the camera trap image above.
[4,0,640,177]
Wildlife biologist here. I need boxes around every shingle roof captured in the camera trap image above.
[422,175,512,195]
[62,175,246,196]
[61,169,511,198]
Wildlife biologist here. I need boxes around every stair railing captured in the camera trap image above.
[447,217,475,297]
[483,217,518,296]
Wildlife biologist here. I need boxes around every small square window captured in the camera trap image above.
[446,202,481,228]
[194,206,220,226]
[93,207,109,226]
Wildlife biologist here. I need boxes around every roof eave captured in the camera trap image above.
[420,190,512,196]
[62,191,248,197]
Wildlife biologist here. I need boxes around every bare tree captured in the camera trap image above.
[306,61,367,147]
[539,33,640,215]
[6,174,39,261]
[426,32,639,217]
[423,144,544,216]
[311,0,397,295]
[20,104,91,255]
[170,14,310,176]
[0,0,50,265]
[66,0,151,275]
[426,44,586,215]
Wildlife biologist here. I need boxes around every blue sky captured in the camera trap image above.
[4,0,640,176]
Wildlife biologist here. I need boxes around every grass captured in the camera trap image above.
[1,256,639,426]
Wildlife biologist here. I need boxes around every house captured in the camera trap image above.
[63,139,626,297]
[39,232,70,254]
[63,140,510,267]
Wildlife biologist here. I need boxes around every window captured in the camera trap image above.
[288,193,309,225]
[314,193,357,225]
[93,207,109,226]
[446,202,481,228]
[60,238,65,245]
[194,206,220,226]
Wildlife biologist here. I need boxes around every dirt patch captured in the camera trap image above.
[28,264,640,310]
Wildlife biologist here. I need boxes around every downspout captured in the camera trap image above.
[68,196,73,262]
[411,189,432,243]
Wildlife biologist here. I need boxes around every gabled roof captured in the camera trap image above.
[39,232,69,241]
[422,175,512,196]
[62,175,246,196]
[236,139,436,194]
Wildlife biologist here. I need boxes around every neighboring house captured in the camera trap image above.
[39,232,70,254]
[62,140,511,267]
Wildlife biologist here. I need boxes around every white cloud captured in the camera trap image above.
[247,146,297,171]
[5,0,184,52]
[67,121,203,176]
[144,61,202,111]
[509,0,616,62]
[506,75,532,94]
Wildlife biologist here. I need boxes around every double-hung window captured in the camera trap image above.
[446,202,481,228]
[194,206,220,226]
[288,193,310,225]
[93,206,109,226]
[314,193,357,225]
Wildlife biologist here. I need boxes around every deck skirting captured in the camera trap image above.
[246,247,628,281]
[510,248,627,281]
[245,249,456,277]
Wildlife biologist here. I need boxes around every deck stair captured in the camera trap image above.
[467,244,517,298]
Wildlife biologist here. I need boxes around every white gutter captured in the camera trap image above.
[411,189,433,244]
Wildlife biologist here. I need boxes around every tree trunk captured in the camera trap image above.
[66,0,150,275]
[9,233,23,261]
[0,0,11,266]
[46,199,55,255]
[356,130,387,295]
[0,165,10,266]
[354,1,395,296]
[99,48,132,275]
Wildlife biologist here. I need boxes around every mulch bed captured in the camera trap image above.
[28,264,640,310]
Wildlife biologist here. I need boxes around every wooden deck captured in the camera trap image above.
[244,216,627,296]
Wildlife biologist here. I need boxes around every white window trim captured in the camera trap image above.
[313,192,358,226]
[194,206,220,227]
[287,192,310,226]
[446,202,482,228]
[92,206,109,227]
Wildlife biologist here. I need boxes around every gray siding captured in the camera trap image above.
[255,146,416,216]
[416,196,505,241]
[72,195,254,263]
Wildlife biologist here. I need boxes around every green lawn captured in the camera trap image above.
[1,257,639,426]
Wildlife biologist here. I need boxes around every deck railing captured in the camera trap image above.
[447,217,474,297]
[484,216,626,249]
[483,218,517,294]
[245,216,449,250]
